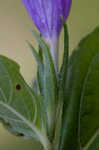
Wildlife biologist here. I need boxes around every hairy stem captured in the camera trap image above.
[42,138,58,150]
[48,38,59,73]
[40,134,52,150]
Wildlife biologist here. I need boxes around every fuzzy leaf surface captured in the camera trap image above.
[0,55,42,140]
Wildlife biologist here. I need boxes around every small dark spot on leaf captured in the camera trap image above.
[0,117,4,122]
[17,133,24,137]
[16,84,21,90]
[6,122,10,126]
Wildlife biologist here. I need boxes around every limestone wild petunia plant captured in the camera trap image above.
[0,1,99,150]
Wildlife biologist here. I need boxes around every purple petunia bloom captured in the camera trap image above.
[22,0,72,41]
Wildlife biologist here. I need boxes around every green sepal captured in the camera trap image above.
[28,30,58,140]
[37,38,44,94]
[27,41,44,95]
[54,19,69,148]
[59,18,69,88]
[58,18,69,105]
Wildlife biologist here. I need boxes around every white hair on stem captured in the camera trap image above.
[48,37,59,74]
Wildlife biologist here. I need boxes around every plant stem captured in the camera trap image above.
[42,138,58,150]
[48,38,59,73]
[40,134,52,150]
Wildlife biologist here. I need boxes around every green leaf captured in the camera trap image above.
[59,27,99,150]
[80,53,99,149]
[0,55,45,142]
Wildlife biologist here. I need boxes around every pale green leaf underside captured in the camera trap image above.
[0,55,42,140]
[30,30,58,138]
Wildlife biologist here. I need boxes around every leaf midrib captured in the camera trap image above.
[0,101,46,145]
[82,129,99,150]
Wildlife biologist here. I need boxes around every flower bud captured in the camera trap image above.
[22,0,72,41]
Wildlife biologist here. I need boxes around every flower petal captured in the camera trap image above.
[22,0,72,40]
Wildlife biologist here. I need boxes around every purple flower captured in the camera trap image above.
[22,0,72,41]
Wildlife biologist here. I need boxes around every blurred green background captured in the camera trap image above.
[0,0,99,150]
